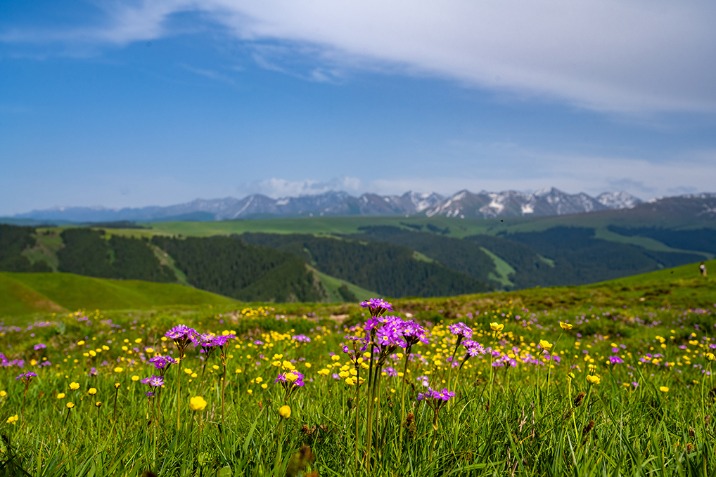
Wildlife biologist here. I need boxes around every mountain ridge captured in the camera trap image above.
[10,188,648,222]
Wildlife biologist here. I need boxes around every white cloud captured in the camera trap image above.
[243,176,363,198]
[4,0,715,114]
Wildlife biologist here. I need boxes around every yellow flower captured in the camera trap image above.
[131,375,140,382]
[559,322,573,330]
[278,405,291,419]
[490,323,504,332]
[539,340,553,351]
[659,386,669,393]
[189,396,207,411]
[586,375,601,385]
[66,402,75,409]
[88,388,97,396]
[0,391,6,398]
[113,367,124,373]
[69,382,80,390]
[6,414,18,424]
[706,353,715,361]
[57,393,66,399]
[114,382,121,389]
[95,401,102,408]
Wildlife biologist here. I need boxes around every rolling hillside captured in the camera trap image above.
[0,272,238,317]
[1,201,714,303]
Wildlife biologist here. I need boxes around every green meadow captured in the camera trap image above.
[0,262,714,475]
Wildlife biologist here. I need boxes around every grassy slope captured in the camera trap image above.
[394,259,716,319]
[0,272,238,317]
[311,268,378,302]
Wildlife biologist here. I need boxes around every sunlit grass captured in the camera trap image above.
[0,297,714,475]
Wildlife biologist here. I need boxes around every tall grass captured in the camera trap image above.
[0,298,714,476]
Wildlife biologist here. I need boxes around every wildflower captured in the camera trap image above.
[140,375,165,388]
[189,396,207,411]
[33,343,47,351]
[57,393,66,399]
[539,340,553,351]
[66,402,75,409]
[113,367,123,373]
[278,405,291,419]
[586,375,601,385]
[559,322,573,330]
[88,388,97,396]
[659,386,669,393]
[165,325,198,358]
[69,382,80,390]
[360,298,393,317]
[449,322,473,339]
[114,382,121,389]
[490,322,504,332]
[15,371,37,385]
[95,401,102,408]
[6,415,18,424]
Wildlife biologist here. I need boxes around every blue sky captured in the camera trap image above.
[1,0,715,215]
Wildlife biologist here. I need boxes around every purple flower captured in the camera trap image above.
[609,356,624,365]
[463,339,485,357]
[16,371,37,384]
[165,324,197,358]
[211,334,236,348]
[401,320,429,350]
[449,322,473,339]
[360,298,393,317]
[165,324,197,341]
[33,343,46,351]
[383,367,398,377]
[417,387,455,402]
[140,375,165,388]
[292,334,311,343]
[149,355,177,370]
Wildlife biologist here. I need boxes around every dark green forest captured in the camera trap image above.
[240,232,490,297]
[0,222,711,302]
[151,235,325,302]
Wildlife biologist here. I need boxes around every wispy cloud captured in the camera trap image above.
[3,1,715,114]
[242,176,363,198]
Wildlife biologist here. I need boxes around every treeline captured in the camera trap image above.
[483,227,704,287]
[351,226,497,285]
[0,225,51,272]
[0,223,710,301]
[57,229,176,282]
[151,236,325,302]
[608,226,716,255]
[240,232,490,297]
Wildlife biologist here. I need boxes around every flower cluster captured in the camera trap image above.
[360,298,393,317]
[417,387,456,403]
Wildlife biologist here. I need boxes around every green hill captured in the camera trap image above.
[0,272,238,317]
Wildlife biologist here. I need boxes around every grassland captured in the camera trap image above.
[0,262,715,475]
[0,272,238,318]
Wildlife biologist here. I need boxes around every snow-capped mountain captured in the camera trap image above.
[11,188,646,223]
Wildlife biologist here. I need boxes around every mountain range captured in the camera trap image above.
[10,188,646,223]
